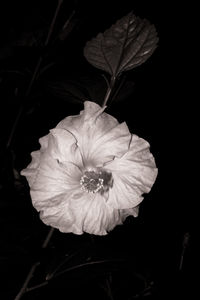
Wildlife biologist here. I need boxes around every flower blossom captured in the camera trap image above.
[21,101,158,235]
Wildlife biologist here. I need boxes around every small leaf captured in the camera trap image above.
[84,12,159,77]
[46,79,91,103]
[58,10,78,41]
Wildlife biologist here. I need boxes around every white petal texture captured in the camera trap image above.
[21,101,158,235]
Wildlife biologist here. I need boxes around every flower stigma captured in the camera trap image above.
[80,169,113,194]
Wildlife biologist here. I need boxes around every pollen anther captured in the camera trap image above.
[80,170,104,193]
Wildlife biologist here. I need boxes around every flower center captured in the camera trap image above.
[80,169,113,194]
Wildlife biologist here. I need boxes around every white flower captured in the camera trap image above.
[21,101,158,235]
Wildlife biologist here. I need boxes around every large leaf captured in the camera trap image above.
[84,12,158,77]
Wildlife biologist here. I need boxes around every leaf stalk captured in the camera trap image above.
[102,76,116,107]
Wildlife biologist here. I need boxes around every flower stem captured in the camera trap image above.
[179,231,190,271]
[14,262,40,300]
[25,281,49,293]
[14,228,55,300]
[102,76,116,107]
[42,227,55,248]
[104,273,114,300]
[53,258,125,279]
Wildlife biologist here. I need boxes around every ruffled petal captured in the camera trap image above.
[30,154,82,202]
[21,150,41,187]
[88,122,131,166]
[106,134,158,209]
[39,193,77,232]
[65,193,124,235]
[35,191,124,235]
[21,144,83,211]
[56,101,131,165]
[21,128,82,181]
[26,155,86,233]
[21,135,49,187]
[119,206,140,220]
[48,128,84,168]
[57,101,118,137]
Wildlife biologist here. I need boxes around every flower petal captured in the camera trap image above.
[119,206,140,220]
[39,193,77,232]
[88,122,131,166]
[22,145,82,211]
[56,101,131,165]
[49,128,84,168]
[106,134,158,209]
[57,101,118,135]
[27,156,86,233]
[36,191,125,235]
[21,135,49,187]
[66,193,124,235]
[21,127,84,188]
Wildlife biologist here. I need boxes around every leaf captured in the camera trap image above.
[46,79,91,104]
[58,10,78,41]
[84,12,159,77]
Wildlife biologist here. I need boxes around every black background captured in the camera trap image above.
[0,1,193,299]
